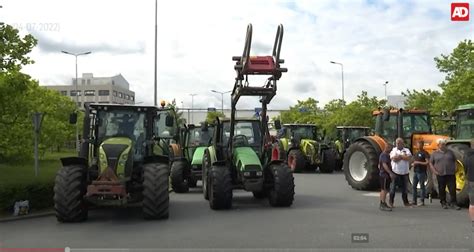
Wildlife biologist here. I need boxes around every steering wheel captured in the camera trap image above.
[233,134,249,147]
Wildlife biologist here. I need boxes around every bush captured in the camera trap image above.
[0,181,54,213]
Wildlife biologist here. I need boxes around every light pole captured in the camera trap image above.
[330,61,344,102]
[211,89,232,113]
[190,94,197,124]
[62,50,91,153]
[383,81,389,100]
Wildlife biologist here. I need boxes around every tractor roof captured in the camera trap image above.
[283,124,316,127]
[372,109,428,116]
[220,117,259,122]
[88,103,170,112]
[336,126,370,129]
[456,104,474,111]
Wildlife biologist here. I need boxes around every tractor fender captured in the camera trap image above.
[355,136,385,154]
[287,146,300,156]
[169,143,183,158]
[60,157,88,169]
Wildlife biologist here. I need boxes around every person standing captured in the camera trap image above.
[389,138,412,207]
[429,139,461,210]
[464,140,474,222]
[379,144,396,211]
[411,140,430,206]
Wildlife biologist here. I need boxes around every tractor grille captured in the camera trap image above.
[102,144,128,172]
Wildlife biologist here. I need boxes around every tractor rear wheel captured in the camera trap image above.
[54,165,88,222]
[268,163,295,207]
[344,141,379,190]
[287,149,306,173]
[446,144,469,206]
[143,163,169,219]
[209,166,233,210]
[319,149,336,173]
[170,160,189,193]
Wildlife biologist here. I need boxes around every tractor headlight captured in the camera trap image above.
[256,171,263,177]
[243,172,250,177]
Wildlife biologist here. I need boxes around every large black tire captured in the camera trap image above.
[448,144,470,206]
[54,165,88,222]
[143,163,169,219]
[202,150,211,200]
[334,150,344,171]
[287,149,306,173]
[343,141,380,190]
[319,149,336,173]
[170,160,189,193]
[268,163,295,207]
[209,166,233,210]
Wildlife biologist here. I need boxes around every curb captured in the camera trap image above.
[0,211,55,222]
[1,189,174,222]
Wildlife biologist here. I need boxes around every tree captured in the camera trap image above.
[280,98,323,125]
[433,39,474,113]
[166,99,186,126]
[0,24,37,72]
[402,89,441,111]
[206,111,225,124]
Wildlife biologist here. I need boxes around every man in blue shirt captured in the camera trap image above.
[411,140,430,206]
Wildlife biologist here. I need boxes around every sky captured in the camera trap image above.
[1,0,472,110]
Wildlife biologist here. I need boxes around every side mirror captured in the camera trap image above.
[274,120,282,130]
[382,109,390,121]
[165,115,174,127]
[69,113,77,124]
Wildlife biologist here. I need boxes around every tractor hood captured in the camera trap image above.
[191,146,207,165]
[233,147,262,172]
[99,137,132,177]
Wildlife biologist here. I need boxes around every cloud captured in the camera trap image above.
[3,0,471,111]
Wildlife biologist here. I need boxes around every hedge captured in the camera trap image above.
[0,181,54,214]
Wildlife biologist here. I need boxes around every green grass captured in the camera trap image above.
[0,150,75,186]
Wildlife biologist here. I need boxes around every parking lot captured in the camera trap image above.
[0,172,471,251]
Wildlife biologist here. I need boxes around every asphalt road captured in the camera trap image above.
[0,172,472,251]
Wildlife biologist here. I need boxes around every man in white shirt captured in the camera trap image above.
[388,138,412,207]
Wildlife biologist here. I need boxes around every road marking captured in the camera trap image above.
[362,192,380,197]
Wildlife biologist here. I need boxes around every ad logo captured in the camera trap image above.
[451,3,469,21]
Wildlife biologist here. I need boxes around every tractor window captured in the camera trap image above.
[402,114,430,138]
[97,111,144,141]
[291,126,316,140]
[382,116,397,144]
[457,110,474,139]
[222,121,262,147]
[188,127,214,147]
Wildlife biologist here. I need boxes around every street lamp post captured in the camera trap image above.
[190,94,197,124]
[154,0,158,106]
[211,89,232,113]
[330,61,344,102]
[62,50,91,153]
[383,81,389,100]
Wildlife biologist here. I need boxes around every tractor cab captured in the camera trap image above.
[453,104,474,141]
[336,126,370,150]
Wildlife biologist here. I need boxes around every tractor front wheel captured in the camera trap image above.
[142,163,169,219]
[209,166,233,210]
[287,149,306,173]
[319,149,336,173]
[54,165,88,222]
[170,160,189,193]
[343,141,379,190]
[268,163,295,207]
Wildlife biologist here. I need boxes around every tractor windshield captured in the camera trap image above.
[457,110,474,139]
[188,127,214,147]
[348,128,368,141]
[291,126,316,140]
[97,110,145,142]
[222,121,262,149]
[402,114,430,138]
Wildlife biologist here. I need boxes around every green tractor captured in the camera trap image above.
[275,124,336,173]
[170,123,214,193]
[201,23,294,210]
[54,104,177,222]
[334,126,371,171]
[444,104,474,206]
